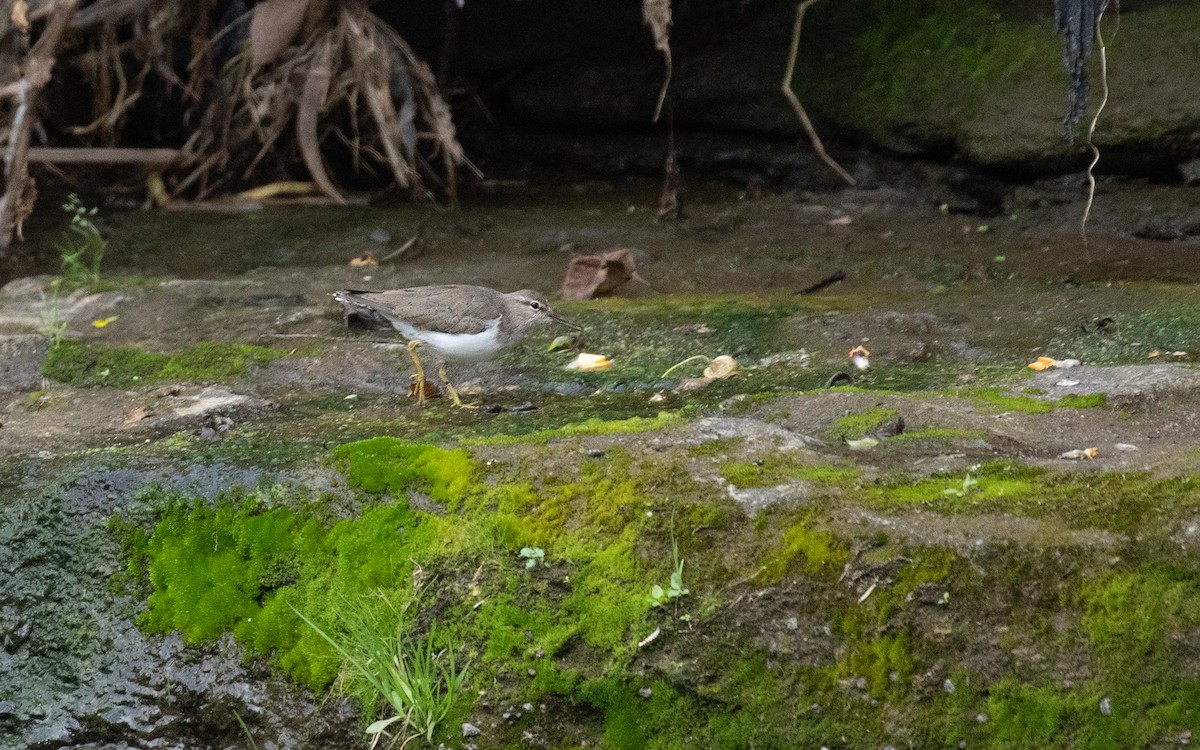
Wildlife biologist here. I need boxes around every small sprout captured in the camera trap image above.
[845,437,879,451]
[519,546,545,569]
[546,333,580,352]
[943,474,978,498]
[937,591,951,606]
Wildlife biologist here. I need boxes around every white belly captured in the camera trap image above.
[392,317,506,362]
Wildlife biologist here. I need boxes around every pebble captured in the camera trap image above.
[638,688,653,699]
[462,723,481,737]
[1099,696,1112,716]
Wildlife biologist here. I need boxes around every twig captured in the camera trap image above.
[781,0,855,186]
[26,147,181,164]
[1079,5,1109,263]
[796,269,846,295]
[380,233,420,262]
[0,0,83,251]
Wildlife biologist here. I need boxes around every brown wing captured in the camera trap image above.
[354,285,506,335]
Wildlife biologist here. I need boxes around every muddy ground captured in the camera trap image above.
[2,176,1200,749]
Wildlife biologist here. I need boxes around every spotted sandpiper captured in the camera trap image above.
[333,285,581,407]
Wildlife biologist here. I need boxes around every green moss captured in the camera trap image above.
[827,406,901,441]
[1082,568,1200,676]
[1050,304,1200,365]
[115,429,1200,748]
[1059,392,1107,409]
[987,680,1070,747]
[846,0,1045,124]
[887,426,985,443]
[965,388,1055,414]
[757,519,844,583]
[964,388,1108,414]
[720,454,806,488]
[43,340,286,387]
[331,437,477,507]
[686,436,745,458]
[463,412,686,445]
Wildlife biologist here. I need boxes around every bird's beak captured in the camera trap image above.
[549,311,583,331]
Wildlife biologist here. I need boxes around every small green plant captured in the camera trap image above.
[943,474,979,498]
[233,710,259,750]
[38,282,68,347]
[292,605,467,748]
[648,523,689,608]
[56,194,105,286]
[519,546,545,569]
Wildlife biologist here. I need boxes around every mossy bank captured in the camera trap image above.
[111,424,1200,748]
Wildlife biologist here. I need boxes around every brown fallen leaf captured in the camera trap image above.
[561,248,640,300]
[123,407,154,426]
[409,380,441,400]
[349,251,379,267]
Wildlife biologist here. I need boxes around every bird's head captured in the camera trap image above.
[505,290,581,332]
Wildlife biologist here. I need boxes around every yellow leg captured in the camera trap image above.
[437,362,478,409]
[406,340,429,405]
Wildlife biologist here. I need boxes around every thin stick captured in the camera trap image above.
[1079,6,1109,263]
[0,0,83,250]
[660,354,710,380]
[781,0,855,186]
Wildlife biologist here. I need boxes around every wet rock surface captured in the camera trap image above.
[0,462,358,750]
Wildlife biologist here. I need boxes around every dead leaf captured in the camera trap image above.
[561,248,640,300]
[1027,356,1055,371]
[123,407,154,426]
[409,379,440,400]
[248,0,311,67]
[1060,448,1098,460]
[297,40,347,205]
[349,251,378,267]
[827,215,853,226]
[237,181,316,200]
[11,0,28,34]
[92,316,118,328]
[565,353,612,371]
[703,355,741,379]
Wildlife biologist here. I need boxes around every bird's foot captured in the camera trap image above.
[438,364,478,409]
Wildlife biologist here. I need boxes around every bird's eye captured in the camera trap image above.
[530,300,542,310]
